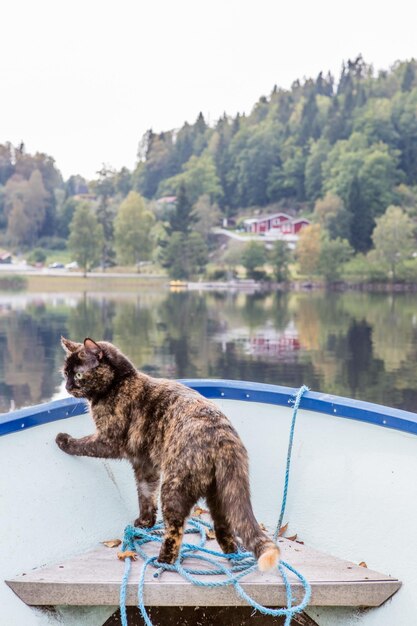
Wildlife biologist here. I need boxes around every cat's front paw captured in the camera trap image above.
[56,432,72,452]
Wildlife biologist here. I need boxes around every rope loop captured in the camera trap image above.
[120,385,310,626]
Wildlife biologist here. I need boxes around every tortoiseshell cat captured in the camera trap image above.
[56,337,280,570]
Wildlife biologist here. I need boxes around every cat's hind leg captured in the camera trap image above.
[158,482,194,564]
[206,484,238,554]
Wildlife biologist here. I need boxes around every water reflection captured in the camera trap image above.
[1,289,417,412]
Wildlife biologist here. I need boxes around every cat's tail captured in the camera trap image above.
[215,448,280,572]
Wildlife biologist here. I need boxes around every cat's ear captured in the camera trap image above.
[84,338,103,360]
[61,337,80,354]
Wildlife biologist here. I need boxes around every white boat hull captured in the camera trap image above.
[1,381,415,625]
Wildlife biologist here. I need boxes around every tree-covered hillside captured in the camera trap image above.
[134,56,417,251]
[1,56,417,278]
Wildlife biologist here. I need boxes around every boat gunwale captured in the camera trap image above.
[1,378,417,437]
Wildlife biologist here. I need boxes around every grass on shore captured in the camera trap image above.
[3,273,167,293]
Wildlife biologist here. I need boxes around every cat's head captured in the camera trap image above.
[61,337,135,399]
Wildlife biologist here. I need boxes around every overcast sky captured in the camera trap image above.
[1,0,416,180]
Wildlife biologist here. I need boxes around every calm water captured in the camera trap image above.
[1,288,417,413]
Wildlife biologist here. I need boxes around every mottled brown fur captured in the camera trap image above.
[56,337,280,569]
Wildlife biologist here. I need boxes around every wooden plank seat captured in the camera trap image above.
[6,535,400,609]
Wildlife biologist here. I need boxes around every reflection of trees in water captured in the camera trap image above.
[158,292,211,378]
[3,290,417,412]
[271,292,291,331]
[340,293,417,409]
[284,292,417,408]
[343,293,415,372]
[0,306,67,411]
[113,298,158,372]
[239,293,274,330]
[212,338,320,388]
[345,320,385,397]
[66,295,116,343]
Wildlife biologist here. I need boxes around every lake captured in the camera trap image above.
[1,287,417,413]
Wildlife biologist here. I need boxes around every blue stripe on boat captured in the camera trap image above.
[1,379,417,437]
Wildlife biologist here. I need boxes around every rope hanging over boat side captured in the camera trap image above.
[275,384,309,542]
[119,384,311,626]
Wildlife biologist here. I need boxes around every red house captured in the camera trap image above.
[0,251,12,264]
[280,218,311,235]
[243,213,310,236]
[243,212,291,234]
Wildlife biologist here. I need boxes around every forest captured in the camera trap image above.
[1,56,417,282]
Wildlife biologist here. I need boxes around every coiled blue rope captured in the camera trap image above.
[119,384,310,626]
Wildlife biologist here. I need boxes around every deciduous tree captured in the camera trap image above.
[241,241,267,278]
[318,236,353,283]
[269,240,291,282]
[5,170,48,246]
[314,192,351,240]
[114,191,155,267]
[371,205,415,280]
[192,194,222,242]
[296,224,322,277]
[68,202,104,276]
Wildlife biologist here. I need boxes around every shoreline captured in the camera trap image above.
[2,272,417,294]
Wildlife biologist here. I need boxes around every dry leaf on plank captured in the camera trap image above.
[117,550,137,561]
[102,539,122,548]
[278,523,289,537]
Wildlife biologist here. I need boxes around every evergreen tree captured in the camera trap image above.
[115,167,133,196]
[56,196,80,238]
[299,92,320,143]
[95,166,117,267]
[195,112,207,135]
[401,62,415,92]
[0,143,14,185]
[168,183,195,234]
[162,231,208,279]
[347,176,374,253]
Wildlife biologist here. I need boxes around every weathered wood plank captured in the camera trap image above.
[6,538,401,608]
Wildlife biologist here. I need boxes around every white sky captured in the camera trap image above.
[1,0,416,180]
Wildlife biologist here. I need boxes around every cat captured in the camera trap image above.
[56,337,280,571]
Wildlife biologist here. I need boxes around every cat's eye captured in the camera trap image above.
[74,372,83,381]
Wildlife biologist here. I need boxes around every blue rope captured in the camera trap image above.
[119,385,310,626]
[274,384,310,541]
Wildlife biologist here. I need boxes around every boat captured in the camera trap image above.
[168,280,188,291]
[1,379,416,625]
